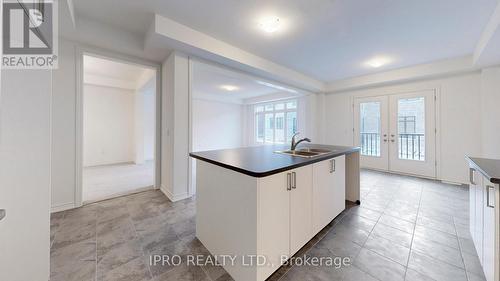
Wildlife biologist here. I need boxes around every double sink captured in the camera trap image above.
[275,148,335,158]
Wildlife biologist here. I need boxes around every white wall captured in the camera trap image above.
[192,99,244,151]
[51,39,77,211]
[0,69,51,281]
[83,84,135,166]
[480,66,500,159]
[323,73,483,184]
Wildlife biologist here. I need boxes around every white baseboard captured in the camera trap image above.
[51,202,75,213]
[160,185,190,202]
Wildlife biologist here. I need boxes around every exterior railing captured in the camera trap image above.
[360,132,425,161]
[399,133,425,160]
[360,132,380,156]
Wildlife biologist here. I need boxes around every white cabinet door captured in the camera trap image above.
[257,172,290,278]
[476,174,485,264]
[483,180,498,281]
[312,156,346,234]
[290,165,313,255]
[312,159,335,233]
[332,155,346,219]
[470,167,477,242]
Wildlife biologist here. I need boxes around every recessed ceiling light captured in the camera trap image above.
[258,16,281,33]
[364,56,393,68]
[220,85,239,91]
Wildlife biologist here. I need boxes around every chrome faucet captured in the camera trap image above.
[290,132,311,151]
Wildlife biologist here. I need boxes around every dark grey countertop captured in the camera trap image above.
[190,144,360,177]
[466,156,500,184]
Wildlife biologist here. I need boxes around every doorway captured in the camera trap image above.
[353,90,437,178]
[80,54,158,203]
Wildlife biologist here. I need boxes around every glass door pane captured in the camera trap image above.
[265,113,274,143]
[255,114,264,143]
[275,112,285,143]
[359,102,381,157]
[397,97,425,161]
[286,111,297,141]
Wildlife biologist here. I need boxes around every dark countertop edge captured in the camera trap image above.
[466,156,500,184]
[190,148,359,178]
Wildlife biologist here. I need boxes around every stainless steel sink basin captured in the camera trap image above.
[275,148,334,158]
[297,148,335,154]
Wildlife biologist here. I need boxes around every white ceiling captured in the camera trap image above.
[192,60,302,103]
[73,0,497,82]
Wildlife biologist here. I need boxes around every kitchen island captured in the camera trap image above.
[190,144,360,281]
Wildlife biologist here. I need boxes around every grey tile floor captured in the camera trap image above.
[50,169,486,281]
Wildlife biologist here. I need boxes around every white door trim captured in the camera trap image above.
[75,46,162,207]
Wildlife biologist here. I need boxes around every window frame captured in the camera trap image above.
[254,99,298,144]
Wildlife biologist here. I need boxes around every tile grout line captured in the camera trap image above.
[403,183,423,280]
[125,201,155,280]
[454,213,471,281]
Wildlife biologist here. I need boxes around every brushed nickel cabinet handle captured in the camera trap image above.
[0,209,5,221]
[287,173,291,191]
[292,172,296,189]
[469,168,476,185]
[486,185,495,208]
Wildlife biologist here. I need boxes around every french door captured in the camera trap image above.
[354,90,436,178]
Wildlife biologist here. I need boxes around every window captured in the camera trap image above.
[255,100,298,144]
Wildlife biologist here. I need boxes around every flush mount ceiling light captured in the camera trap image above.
[220,85,239,91]
[258,16,281,33]
[364,56,393,68]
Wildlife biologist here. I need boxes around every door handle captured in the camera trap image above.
[383,139,388,142]
[390,139,395,142]
[0,209,5,221]
[469,168,476,185]
[286,173,292,191]
[291,172,296,189]
[486,185,495,208]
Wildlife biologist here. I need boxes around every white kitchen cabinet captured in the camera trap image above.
[476,171,485,263]
[312,155,346,233]
[483,179,499,281]
[470,168,476,242]
[257,165,313,279]
[332,156,346,219]
[468,160,500,281]
[289,166,313,254]
[257,171,290,280]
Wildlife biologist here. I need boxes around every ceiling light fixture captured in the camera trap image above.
[364,56,392,68]
[256,80,298,94]
[220,85,239,91]
[258,16,281,33]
